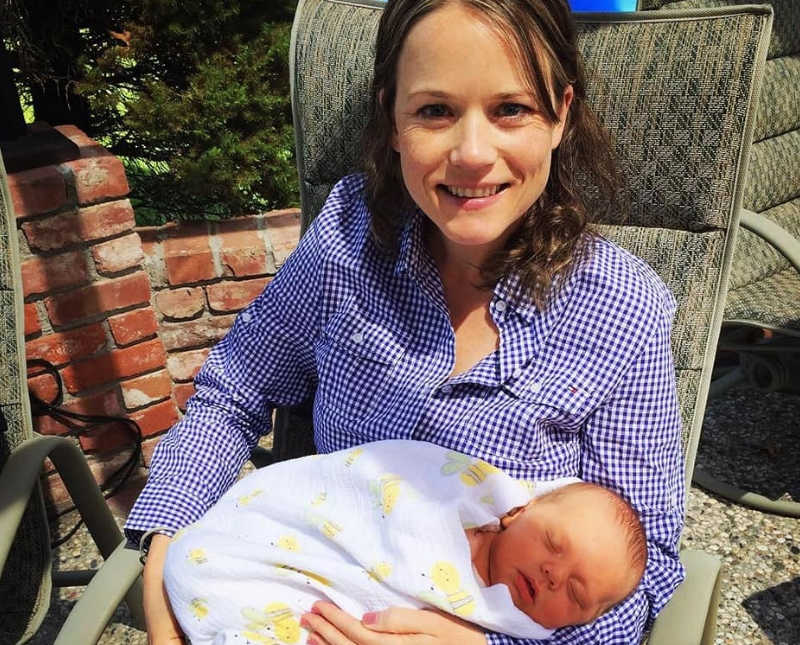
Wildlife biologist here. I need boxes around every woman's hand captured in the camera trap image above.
[142,534,185,645]
[301,602,487,645]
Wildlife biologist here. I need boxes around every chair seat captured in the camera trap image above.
[725,267,800,336]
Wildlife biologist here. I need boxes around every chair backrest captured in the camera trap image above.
[0,155,52,641]
[640,0,800,300]
[289,0,771,493]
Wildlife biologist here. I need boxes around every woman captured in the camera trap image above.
[127,1,685,643]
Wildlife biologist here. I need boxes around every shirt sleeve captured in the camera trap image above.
[486,282,686,645]
[123,215,324,545]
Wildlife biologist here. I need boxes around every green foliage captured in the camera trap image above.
[4,0,300,222]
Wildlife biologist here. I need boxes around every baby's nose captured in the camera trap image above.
[542,563,563,589]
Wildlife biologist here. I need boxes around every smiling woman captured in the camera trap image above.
[126,2,685,644]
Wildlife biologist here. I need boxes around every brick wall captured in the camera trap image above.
[9,126,300,513]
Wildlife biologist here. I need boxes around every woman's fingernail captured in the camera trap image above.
[362,611,378,625]
[306,637,318,645]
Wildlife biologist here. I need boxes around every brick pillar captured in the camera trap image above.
[11,125,175,514]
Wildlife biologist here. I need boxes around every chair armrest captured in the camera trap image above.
[740,208,800,274]
[648,549,723,645]
[54,541,144,644]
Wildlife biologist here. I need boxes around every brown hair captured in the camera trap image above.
[361,0,620,308]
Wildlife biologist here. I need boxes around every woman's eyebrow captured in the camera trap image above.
[405,89,534,101]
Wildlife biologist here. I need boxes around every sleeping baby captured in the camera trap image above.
[163,440,647,644]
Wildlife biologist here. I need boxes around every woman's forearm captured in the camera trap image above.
[143,534,185,644]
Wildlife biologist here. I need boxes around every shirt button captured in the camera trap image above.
[511,367,522,379]
[440,384,453,395]
[528,380,542,393]
[495,300,507,313]
[240,311,252,323]
[351,331,364,344]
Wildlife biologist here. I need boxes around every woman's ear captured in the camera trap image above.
[551,84,574,150]
[500,505,525,529]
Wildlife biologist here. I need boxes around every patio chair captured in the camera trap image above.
[637,0,800,517]
[0,149,145,642]
[249,1,774,643]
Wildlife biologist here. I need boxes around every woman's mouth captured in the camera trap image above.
[514,571,536,604]
[438,183,509,210]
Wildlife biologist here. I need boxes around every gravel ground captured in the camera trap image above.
[32,383,800,645]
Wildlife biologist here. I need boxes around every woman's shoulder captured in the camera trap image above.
[307,173,372,255]
[568,232,676,321]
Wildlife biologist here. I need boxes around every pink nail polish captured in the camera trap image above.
[362,611,378,625]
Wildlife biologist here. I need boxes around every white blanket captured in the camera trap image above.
[165,440,569,644]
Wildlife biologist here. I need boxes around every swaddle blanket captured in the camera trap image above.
[165,439,571,644]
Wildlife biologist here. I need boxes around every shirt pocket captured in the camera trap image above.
[315,303,407,422]
[488,370,599,463]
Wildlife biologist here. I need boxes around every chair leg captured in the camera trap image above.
[692,469,800,517]
[693,364,800,517]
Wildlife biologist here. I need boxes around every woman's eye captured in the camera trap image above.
[496,102,532,118]
[417,104,450,119]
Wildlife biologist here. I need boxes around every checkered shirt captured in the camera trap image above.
[126,173,686,644]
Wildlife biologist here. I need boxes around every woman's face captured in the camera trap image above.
[391,2,572,260]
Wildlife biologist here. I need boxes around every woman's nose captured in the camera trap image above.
[448,113,497,168]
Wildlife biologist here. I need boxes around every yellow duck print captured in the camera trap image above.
[366,561,393,582]
[344,447,364,467]
[240,632,280,645]
[369,473,404,516]
[189,598,209,620]
[242,603,301,644]
[275,563,332,586]
[276,535,300,552]
[441,452,500,486]
[186,548,208,565]
[237,488,264,507]
[305,510,343,539]
[430,561,476,617]
[310,491,327,506]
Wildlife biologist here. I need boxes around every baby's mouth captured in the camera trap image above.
[515,571,537,604]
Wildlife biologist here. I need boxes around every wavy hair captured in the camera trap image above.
[361,0,620,308]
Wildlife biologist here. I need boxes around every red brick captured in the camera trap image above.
[34,388,121,436]
[63,155,129,205]
[25,322,107,367]
[164,225,217,285]
[138,230,167,288]
[155,287,205,320]
[20,250,89,297]
[28,372,60,405]
[60,338,166,394]
[54,125,107,158]
[173,382,196,412]
[24,303,41,337]
[92,232,144,274]
[160,314,235,351]
[108,307,158,346]
[218,219,268,277]
[166,347,210,382]
[130,399,179,438]
[21,199,135,252]
[7,166,67,218]
[265,209,301,266]
[121,369,172,409]
[207,277,270,313]
[45,272,150,326]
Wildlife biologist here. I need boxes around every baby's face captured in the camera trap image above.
[488,488,638,629]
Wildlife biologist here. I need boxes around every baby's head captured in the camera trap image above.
[491,482,647,629]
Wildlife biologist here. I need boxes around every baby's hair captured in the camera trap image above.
[538,482,648,590]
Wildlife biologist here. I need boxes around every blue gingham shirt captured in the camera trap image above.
[126,174,685,644]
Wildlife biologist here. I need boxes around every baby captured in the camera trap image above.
[164,440,646,644]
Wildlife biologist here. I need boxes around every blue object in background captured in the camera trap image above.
[569,0,637,10]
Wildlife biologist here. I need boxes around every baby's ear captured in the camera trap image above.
[500,505,525,529]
